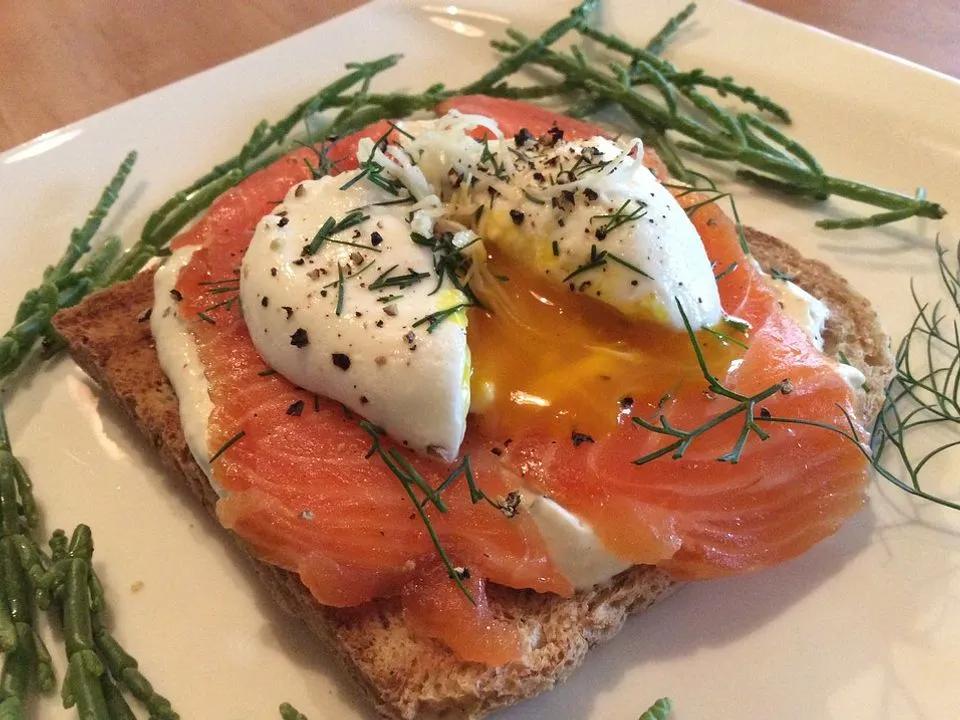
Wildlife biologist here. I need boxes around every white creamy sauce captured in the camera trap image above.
[150,246,220,490]
[837,361,866,391]
[774,276,830,349]
[752,259,865,390]
[524,493,630,589]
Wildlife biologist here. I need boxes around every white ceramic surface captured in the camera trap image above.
[1,1,959,718]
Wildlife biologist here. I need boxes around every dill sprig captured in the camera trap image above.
[359,422,473,602]
[359,422,522,601]
[631,300,787,465]
[750,242,960,512]
[867,240,960,509]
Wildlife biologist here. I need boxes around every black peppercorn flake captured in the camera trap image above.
[571,431,595,447]
[290,328,309,347]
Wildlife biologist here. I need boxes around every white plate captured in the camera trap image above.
[2,1,959,718]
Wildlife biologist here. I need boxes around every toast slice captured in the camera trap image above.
[51,227,892,719]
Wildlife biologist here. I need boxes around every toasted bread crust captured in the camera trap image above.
[51,227,891,719]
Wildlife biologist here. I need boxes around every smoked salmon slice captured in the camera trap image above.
[168,95,868,663]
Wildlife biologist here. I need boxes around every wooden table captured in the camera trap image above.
[2,0,957,151]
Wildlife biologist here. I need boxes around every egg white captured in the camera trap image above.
[240,178,470,460]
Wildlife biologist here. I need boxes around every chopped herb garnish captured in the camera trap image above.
[521,188,546,205]
[606,251,653,279]
[368,265,430,291]
[412,304,470,333]
[770,267,797,282]
[325,237,382,253]
[591,198,647,239]
[209,430,246,464]
[703,325,749,350]
[339,127,406,195]
[286,399,305,416]
[323,258,376,289]
[714,261,738,281]
[301,209,369,256]
[335,263,346,316]
[562,244,608,283]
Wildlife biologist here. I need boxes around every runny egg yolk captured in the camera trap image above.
[467,250,744,440]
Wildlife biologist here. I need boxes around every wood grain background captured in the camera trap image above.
[1,0,957,151]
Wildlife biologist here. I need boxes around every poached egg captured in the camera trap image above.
[239,112,725,458]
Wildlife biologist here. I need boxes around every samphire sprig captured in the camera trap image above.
[0,404,53,718]
[0,151,135,383]
[638,697,674,720]
[48,525,178,720]
[0,404,179,719]
[486,5,944,229]
[104,54,406,286]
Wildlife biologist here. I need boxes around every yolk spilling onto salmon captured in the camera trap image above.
[468,250,743,440]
